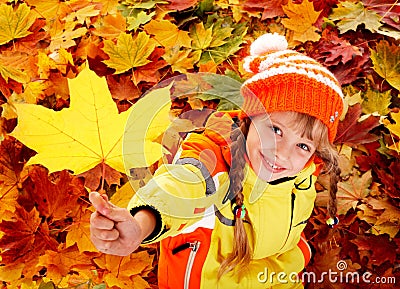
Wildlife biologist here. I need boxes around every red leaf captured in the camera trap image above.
[350,234,397,266]
[22,166,86,221]
[355,141,388,172]
[243,0,287,19]
[312,0,339,27]
[163,0,198,11]
[0,206,58,264]
[375,162,400,199]
[310,28,362,65]
[0,76,23,98]
[335,104,380,145]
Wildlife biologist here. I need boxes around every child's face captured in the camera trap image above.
[246,111,317,182]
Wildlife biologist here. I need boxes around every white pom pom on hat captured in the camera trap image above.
[249,33,288,56]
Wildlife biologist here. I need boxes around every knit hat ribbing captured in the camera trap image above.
[240,33,344,143]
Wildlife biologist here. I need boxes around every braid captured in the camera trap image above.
[218,117,252,277]
[316,147,341,219]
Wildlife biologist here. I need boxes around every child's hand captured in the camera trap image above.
[89,191,145,256]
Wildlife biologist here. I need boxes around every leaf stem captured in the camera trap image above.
[100,161,106,193]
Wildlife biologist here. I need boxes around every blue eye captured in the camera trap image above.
[298,143,310,151]
[272,126,282,136]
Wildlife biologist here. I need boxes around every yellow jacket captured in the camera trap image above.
[128,112,317,289]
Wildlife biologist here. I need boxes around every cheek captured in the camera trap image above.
[292,152,314,172]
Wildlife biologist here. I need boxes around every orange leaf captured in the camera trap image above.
[281,0,321,43]
[144,19,192,48]
[38,245,94,282]
[93,12,127,39]
[94,251,153,288]
[0,137,35,221]
[66,207,98,253]
[132,47,167,85]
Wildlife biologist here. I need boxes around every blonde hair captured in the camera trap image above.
[218,112,340,277]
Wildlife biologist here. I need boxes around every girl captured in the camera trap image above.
[90,33,343,288]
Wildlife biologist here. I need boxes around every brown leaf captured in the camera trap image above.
[78,162,123,191]
[13,18,48,53]
[375,162,400,199]
[94,251,154,288]
[316,170,372,215]
[106,74,141,101]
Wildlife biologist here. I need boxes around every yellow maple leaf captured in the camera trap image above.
[163,46,200,73]
[371,40,400,91]
[103,31,157,73]
[25,0,68,20]
[281,0,321,43]
[10,64,171,175]
[383,112,400,152]
[190,22,213,50]
[0,3,36,45]
[144,19,192,48]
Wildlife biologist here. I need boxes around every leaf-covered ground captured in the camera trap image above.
[0,0,399,288]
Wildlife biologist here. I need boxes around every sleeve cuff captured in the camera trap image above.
[129,205,165,244]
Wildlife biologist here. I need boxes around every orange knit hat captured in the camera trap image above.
[240,33,344,143]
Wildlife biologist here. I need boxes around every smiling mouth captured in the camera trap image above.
[266,159,283,169]
[261,153,286,172]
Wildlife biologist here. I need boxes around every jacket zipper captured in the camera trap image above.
[184,241,201,289]
[280,193,296,250]
[172,241,201,289]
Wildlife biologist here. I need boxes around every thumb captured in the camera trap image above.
[89,191,131,222]
[89,191,112,216]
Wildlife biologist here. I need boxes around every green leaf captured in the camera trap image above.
[199,73,244,110]
[371,40,400,91]
[329,1,382,34]
[127,10,155,31]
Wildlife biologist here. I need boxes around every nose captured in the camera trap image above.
[275,143,292,162]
